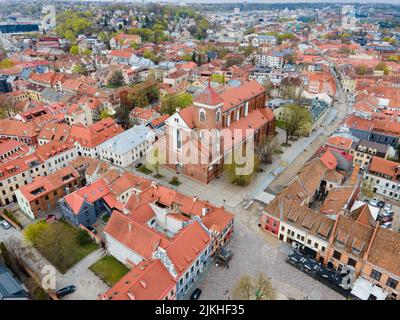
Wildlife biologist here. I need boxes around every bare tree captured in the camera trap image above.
[5,236,25,263]
[254,273,276,300]
[256,135,277,165]
[233,273,276,300]
[233,274,253,300]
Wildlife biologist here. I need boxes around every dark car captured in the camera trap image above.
[377,201,385,208]
[286,250,303,265]
[381,216,393,223]
[56,285,76,298]
[303,258,321,274]
[135,162,143,168]
[317,266,335,282]
[190,288,202,300]
[87,226,97,234]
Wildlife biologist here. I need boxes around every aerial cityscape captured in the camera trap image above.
[0,0,399,304]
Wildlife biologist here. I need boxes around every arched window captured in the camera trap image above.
[216,109,221,122]
[199,109,206,122]
[176,129,182,150]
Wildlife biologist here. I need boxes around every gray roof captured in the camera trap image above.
[353,139,389,155]
[0,266,28,300]
[98,125,154,155]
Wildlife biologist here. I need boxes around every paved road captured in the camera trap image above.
[267,87,350,195]
[192,207,344,300]
[58,248,109,300]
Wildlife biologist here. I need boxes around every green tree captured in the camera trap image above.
[210,74,225,84]
[72,63,85,74]
[100,110,113,120]
[64,30,76,41]
[143,49,158,63]
[161,93,193,115]
[69,45,79,55]
[82,49,92,55]
[355,65,367,76]
[108,70,124,88]
[282,104,312,144]
[224,151,260,187]
[375,62,389,75]
[24,221,49,247]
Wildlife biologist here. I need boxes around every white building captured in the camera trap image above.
[363,157,400,202]
[255,55,284,69]
[98,125,156,168]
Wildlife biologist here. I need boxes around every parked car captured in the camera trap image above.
[381,216,393,223]
[382,222,392,229]
[368,199,379,207]
[303,258,321,274]
[190,288,202,300]
[384,203,392,211]
[380,210,394,218]
[135,162,143,168]
[286,250,303,265]
[56,285,76,298]
[0,220,11,230]
[86,226,97,234]
[377,201,385,208]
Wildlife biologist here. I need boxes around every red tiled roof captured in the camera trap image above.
[101,259,175,300]
[220,80,265,112]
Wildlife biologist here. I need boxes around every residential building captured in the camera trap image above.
[350,139,390,167]
[98,125,156,168]
[67,118,124,158]
[0,266,29,300]
[15,166,81,219]
[59,178,112,227]
[363,156,400,201]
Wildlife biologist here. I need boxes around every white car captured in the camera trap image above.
[382,222,392,229]
[384,203,392,211]
[1,220,11,230]
[368,199,379,207]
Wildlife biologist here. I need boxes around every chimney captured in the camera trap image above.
[201,207,208,217]
[128,223,133,232]
[139,280,147,288]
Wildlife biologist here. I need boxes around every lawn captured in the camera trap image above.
[24,221,98,274]
[275,120,286,129]
[136,165,153,175]
[89,255,129,286]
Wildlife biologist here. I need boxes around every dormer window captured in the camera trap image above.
[199,109,206,122]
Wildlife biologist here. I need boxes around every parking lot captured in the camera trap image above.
[190,214,344,300]
[366,197,400,233]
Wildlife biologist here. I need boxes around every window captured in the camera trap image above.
[216,109,221,122]
[199,109,206,122]
[176,129,182,150]
[347,257,357,267]
[307,239,312,245]
[333,250,341,260]
[370,269,382,281]
[314,243,319,249]
[386,278,398,289]
[321,246,326,252]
